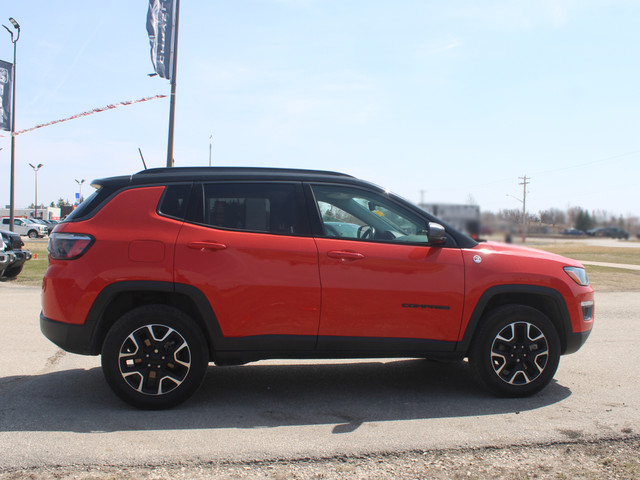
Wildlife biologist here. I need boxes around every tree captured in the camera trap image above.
[539,209,566,226]
[56,198,71,208]
[575,209,593,232]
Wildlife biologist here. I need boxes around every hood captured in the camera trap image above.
[471,241,584,268]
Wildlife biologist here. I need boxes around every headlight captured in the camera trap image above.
[564,266,589,286]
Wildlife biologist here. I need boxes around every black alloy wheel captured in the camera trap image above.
[490,321,548,385]
[117,324,191,396]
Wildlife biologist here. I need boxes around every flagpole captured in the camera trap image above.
[166,0,180,168]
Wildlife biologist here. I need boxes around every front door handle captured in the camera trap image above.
[327,250,365,261]
[188,241,227,251]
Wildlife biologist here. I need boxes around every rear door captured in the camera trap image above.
[174,182,321,351]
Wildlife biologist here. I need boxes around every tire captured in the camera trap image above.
[28,230,38,239]
[101,305,209,409]
[469,305,561,397]
[2,264,23,278]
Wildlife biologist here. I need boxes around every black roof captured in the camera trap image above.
[93,166,359,190]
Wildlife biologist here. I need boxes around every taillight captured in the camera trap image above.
[48,233,95,260]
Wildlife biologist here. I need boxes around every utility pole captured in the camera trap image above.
[519,175,530,243]
[209,134,212,166]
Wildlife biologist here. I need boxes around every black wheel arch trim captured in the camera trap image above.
[58,280,220,356]
[456,284,575,356]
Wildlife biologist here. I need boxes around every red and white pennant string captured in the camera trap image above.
[1,94,166,137]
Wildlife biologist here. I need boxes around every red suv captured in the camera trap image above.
[41,167,594,409]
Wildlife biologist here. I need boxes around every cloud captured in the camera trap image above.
[424,37,463,56]
[447,0,578,30]
[273,0,316,8]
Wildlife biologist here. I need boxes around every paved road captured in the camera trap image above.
[0,283,637,470]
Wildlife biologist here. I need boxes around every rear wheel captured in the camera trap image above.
[101,305,209,409]
[469,305,560,397]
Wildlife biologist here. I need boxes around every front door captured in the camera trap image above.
[309,184,465,350]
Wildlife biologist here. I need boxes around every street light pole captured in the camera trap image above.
[75,178,85,204]
[4,17,20,232]
[29,163,43,218]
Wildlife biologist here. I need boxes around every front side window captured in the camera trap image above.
[310,184,429,243]
[199,183,302,235]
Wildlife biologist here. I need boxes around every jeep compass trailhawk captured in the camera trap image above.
[41,167,594,409]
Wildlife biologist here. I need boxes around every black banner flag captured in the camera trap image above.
[147,0,175,80]
[0,59,12,131]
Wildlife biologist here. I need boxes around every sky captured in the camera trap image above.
[1,0,639,218]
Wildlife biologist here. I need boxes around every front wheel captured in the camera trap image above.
[2,264,23,278]
[469,305,561,397]
[28,230,39,239]
[101,305,209,409]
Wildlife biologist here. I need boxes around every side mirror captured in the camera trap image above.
[427,222,446,245]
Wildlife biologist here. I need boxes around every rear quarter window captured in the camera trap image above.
[64,186,115,222]
[158,184,192,220]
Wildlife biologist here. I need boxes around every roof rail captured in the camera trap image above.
[133,166,353,178]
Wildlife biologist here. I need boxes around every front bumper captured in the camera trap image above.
[0,251,16,272]
[10,249,33,269]
[564,329,592,354]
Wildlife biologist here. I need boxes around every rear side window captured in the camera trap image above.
[195,183,303,235]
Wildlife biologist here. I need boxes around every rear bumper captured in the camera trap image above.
[40,313,98,356]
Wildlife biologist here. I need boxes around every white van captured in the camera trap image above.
[0,217,48,238]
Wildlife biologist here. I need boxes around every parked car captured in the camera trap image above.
[0,229,32,278]
[561,228,585,236]
[0,217,48,238]
[586,227,630,239]
[41,167,594,409]
[37,219,58,235]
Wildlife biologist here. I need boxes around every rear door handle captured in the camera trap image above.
[188,241,227,251]
[327,250,365,261]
